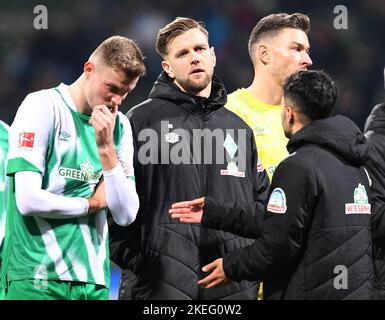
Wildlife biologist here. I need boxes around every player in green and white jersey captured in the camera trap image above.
[0,120,9,300]
[1,36,146,300]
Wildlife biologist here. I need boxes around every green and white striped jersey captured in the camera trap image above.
[0,120,9,271]
[2,84,135,288]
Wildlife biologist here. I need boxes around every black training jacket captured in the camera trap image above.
[203,115,373,299]
[109,72,269,300]
[364,103,385,299]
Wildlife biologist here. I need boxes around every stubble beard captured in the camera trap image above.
[178,72,212,96]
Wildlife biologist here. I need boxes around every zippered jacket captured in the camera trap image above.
[364,103,385,299]
[109,72,269,299]
[204,115,373,299]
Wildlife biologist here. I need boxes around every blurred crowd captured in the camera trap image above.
[0,0,384,129]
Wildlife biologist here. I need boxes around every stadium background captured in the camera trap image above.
[0,0,384,299]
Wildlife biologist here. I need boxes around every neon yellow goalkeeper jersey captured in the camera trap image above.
[226,88,288,181]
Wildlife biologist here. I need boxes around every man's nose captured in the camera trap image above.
[111,95,123,106]
[303,52,313,67]
[191,50,200,63]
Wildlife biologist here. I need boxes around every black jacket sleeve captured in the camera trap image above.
[365,130,385,243]
[222,158,317,281]
[201,131,269,237]
[202,196,262,238]
[250,131,270,225]
[108,110,142,272]
[108,216,142,271]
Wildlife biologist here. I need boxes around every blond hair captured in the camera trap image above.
[92,35,146,79]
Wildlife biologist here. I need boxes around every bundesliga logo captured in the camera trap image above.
[18,132,35,149]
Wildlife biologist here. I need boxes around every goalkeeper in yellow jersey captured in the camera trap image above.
[226,13,312,181]
[226,13,313,299]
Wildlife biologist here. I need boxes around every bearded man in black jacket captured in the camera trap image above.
[364,66,385,299]
[109,17,270,300]
[171,70,374,300]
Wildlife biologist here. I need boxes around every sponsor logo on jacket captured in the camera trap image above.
[267,187,287,214]
[345,183,371,214]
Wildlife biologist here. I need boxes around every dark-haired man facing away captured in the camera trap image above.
[171,70,374,300]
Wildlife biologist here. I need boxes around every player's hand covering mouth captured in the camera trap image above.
[106,105,118,115]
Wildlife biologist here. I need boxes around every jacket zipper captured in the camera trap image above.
[198,105,206,300]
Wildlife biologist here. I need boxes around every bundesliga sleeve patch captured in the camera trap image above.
[18,132,35,149]
[267,187,287,214]
[345,183,371,214]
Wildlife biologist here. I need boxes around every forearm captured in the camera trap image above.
[15,171,89,218]
[223,231,289,282]
[202,196,262,238]
[104,163,139,226]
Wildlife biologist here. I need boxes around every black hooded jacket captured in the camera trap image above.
[109,72,269,299]
[364,103,385,299]
[202,115,373,299]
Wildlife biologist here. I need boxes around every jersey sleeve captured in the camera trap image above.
[116,112,135,180]
[7,92,54,176]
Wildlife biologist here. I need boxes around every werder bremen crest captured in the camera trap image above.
[220,133,245,178]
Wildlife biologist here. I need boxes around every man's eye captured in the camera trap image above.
[108,86,119,93]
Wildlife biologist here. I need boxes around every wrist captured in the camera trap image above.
[87,197,103,214]
[97,144,115,155]
[98,149,119,171]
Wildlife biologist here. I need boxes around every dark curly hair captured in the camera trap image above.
[283,70,337,122]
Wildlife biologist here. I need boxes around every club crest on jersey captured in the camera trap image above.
[345,183,371,214]
[220,133,245,178]
[267,187,287,214]
[18,132,35,149]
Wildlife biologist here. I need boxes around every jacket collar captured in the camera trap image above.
[148,71,227,114]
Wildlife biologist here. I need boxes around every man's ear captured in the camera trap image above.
[84,61,95,79]
[210,46,216,68]
[286,106,296,125]
[162,60,174,78]
[257,43,270,65]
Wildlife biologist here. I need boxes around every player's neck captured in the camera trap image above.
[247,73,283,106]
[68,76,92,115]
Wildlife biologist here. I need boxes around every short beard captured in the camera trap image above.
[177,73,212,96]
